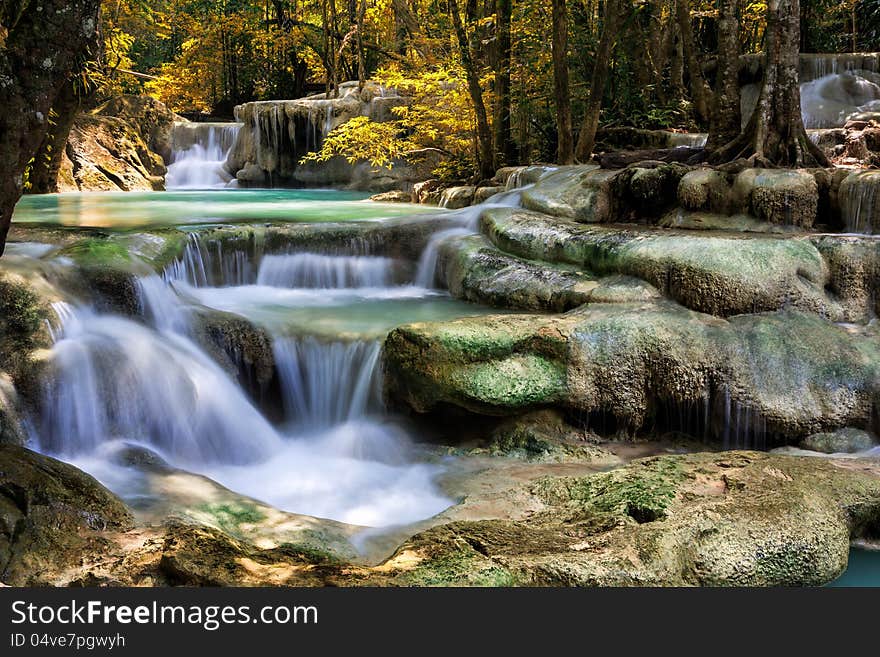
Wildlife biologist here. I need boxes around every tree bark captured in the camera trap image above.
[552,0,574,164]
[356,0,367,90]
[710,0,828,167]
[0,0,102,256]
[706,0,742,151]
[494,0,514,165]
[448,0,495,180]
[675,0,712,127]
[26,79,82,194]
[574,0,621,162]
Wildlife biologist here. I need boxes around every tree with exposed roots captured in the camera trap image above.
[0,0,102,256]
[710,0,829,167]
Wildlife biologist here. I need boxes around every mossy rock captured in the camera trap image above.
[800,428,877,454]
[480,207,845,319]
[383,303,880,441]
[436,234,597,312]
[0,446,133,586]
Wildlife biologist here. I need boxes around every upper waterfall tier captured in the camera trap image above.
[223,81,437,191]
[166,121,242,189]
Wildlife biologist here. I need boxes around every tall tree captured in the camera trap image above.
[448,0,495,179]
[711,0,828,166]
[494,0,514,165]
[574,0,622,162]
[552,0,573,163]
[705,0,742,151]
[0,0,102,256]
[675,0,712,126]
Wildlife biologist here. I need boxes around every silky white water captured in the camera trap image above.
[166,122,241,189]
[27,173,530,529]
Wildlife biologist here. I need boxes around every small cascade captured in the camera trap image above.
[166,122,241,189]
[36,307,282,464]
[273,337,384,429]
[840,171,880,234]
[137,274,191,333]
[801,53,880,82]
[414,227,474,288]
[165,233,259,287]
[256,253,396,289]
[415,187,527,288]
[800,71,880,128]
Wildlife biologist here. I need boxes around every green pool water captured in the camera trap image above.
[12,189,435,229]
[828,549,880,587]
[179,283,502,339]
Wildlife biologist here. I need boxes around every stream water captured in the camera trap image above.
[8,116,880,582]
[10,119,515,530]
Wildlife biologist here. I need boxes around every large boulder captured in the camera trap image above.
[60,114,165,192]
[480,207,847,319]
[94,94,180,162]
[436,234,597,312]
[0,446,133,586]
[383,304,880,442]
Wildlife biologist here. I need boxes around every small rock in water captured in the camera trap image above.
[800,427,877,454]
[369,190,412,203]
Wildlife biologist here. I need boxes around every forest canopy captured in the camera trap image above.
[99,0,880,169]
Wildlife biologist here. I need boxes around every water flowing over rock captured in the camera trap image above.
[165,122,241,189]
[36,307,283,465]
[257,254,397,289]
[224,81,436,190]
[840,170,880,233]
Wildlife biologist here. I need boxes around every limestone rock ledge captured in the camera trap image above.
[6,447,880,587]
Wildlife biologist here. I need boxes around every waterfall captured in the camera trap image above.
[840,171,880,234]
[165,233,259,287]
[415,187,526,288]
[166,122,242,189]
[800,72,880,128]
[273,337,383,428]
[256,254,396,289]
[36,307,283,465]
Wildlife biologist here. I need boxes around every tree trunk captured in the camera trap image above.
[574,0,621,162]
[675,0,712,127]
[357,0,367,90]
[552,0,574,164]
[706,0,742,151]
[710,0,828,167]
[26,79,82,194]
[494,0,514,165]
[448,0,495,180]
[0,0,102,256]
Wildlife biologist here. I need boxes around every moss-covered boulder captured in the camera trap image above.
[436,234,597,312]
[800,428,877,454]
[731,169,819,228]
[384,303,880,441]
[521,166,619,223]
[480,207,843,319]
[0,446,134,586]
[678,168,732,213]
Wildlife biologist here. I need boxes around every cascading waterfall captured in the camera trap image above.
[166,122,242,189]
[841,171,880,234]
[256,254,396,289]
[800,71,880,128]
[165,232,259,287]
[415,187,526,288]
[37,307,283,465]
[273,337,383,428]
[27,177,539,528]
